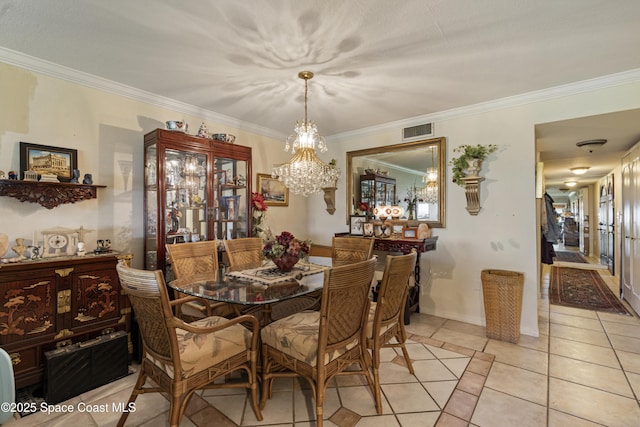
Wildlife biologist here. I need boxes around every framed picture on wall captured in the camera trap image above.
[257,173,289,206]
[350,215,366,235]
[20,142,78,181]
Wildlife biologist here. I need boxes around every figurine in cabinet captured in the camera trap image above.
[168,201,181,232]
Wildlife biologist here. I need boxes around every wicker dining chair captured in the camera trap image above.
[224,237,263,271]
[260,257,379,426]
[115,263,262,427]
[166,241,233,319]
[331,236,374,267]
[366,249,418,413]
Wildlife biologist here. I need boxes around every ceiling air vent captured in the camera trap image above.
[403,123,433,141]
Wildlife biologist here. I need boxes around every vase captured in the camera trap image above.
[465,158,483,177]
[272,254,299,272]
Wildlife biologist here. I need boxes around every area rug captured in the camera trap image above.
[550,266,631,315]
[554,251,588,263]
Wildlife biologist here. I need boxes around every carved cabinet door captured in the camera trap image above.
[71,267,121,329]
[0,271,57,344]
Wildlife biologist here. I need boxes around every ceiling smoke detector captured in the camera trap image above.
[576,139,607,153]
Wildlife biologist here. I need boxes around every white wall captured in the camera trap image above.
[309,81,640,337]
[2,61,640,337]
[0,62,310,269]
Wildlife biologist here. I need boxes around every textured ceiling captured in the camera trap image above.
[2,0,640,136]
[1,0,640,195]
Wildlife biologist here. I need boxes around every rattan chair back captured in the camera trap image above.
[166,241,230,319]
[373,250,417,326]
[331,236,374,267]
[115,262,263,426]
[260,257,378,426]
[224,237,263,271]
[116,264,177,362]
[166,240,219,280]
[367,250,417,413]
[321,257,377,351]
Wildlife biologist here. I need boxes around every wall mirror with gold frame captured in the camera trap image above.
[346,137,446,228]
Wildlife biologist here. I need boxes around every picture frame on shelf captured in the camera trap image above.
[257,173,288,206]
[349,215,366,236]
[20,142,78,181]
[391,224,404,238]
[363,222,374,237]
[387,219,408,238]
[373,222,391,238]
[402,227,418,239]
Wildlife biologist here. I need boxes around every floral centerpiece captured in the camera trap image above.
[251,192,268,237]
[263,231,310,272]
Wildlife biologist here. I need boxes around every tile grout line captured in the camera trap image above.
[407,332,496,427]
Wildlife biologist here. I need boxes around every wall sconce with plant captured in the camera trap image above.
[322,159,339,214]
[449,144,497,215]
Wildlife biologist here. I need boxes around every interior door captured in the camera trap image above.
[599,183,608,265]
[621,150,640,315]
[578,188,589,256]
[598,176,615,274]
[606,178,615,275]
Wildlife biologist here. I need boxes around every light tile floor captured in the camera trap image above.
[5,253,640,426]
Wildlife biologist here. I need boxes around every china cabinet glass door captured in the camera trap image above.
[213,157,248,240]
[165,149,208,242]
[144,129,252,275]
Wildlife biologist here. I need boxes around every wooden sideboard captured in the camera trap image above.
[0,253,132,388]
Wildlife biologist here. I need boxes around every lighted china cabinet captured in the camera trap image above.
[359,173,396,209]
[144,129,252,275]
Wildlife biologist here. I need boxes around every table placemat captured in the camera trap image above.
[226,261,327,285]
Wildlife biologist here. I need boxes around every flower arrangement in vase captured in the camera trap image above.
[262,231,310,272]
[449,144,497,186]
[251,192,268,238]
[355,201,371,219]
[404,186,423,220]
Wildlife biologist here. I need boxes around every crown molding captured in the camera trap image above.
[2,46,639,143]
[327,68,640,142]
[0,47,286,141]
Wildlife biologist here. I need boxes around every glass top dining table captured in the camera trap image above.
[167,257,330,324]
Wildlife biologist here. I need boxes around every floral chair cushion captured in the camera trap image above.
[261,310,359,366]
[366,302,394,339]
[147,315,252,379]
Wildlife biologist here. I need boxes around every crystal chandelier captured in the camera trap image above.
[417,146,438,204]
[272,71,340,197]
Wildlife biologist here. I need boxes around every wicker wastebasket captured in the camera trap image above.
[481,269,524,343]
